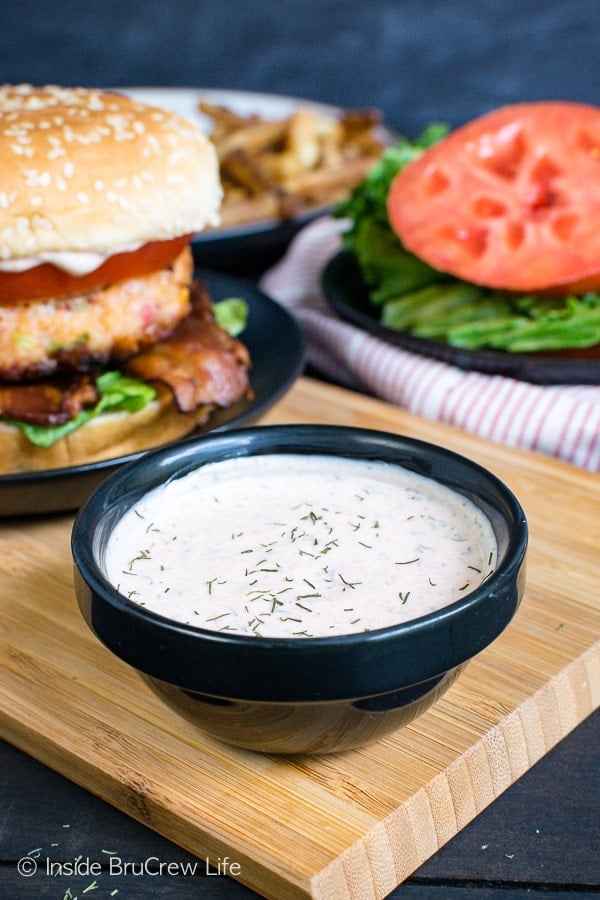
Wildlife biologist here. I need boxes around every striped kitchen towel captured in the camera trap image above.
[260,217,600,473]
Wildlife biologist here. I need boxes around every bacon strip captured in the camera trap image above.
[0,375,98,426]
[123,281,251,413]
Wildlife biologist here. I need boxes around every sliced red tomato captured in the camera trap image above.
[387,102,600,295]
[0,234,192,305]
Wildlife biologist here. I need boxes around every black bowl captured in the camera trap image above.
[72,425,528,754]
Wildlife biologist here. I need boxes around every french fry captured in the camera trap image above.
[216,120,288,158]
[221,148,279,195]
[286,110,321,168]
[284,156,381,200]
[199,98,387,228]
[198,100,254,130]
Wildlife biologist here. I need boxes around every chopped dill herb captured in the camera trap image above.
[338,573,362,589]
[127,548,151,570]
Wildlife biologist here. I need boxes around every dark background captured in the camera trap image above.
[1,0,599,136]
[1,2,599,898]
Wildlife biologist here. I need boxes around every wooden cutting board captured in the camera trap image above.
[1,376,598,899]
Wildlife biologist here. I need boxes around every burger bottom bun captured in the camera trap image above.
[0,386,215,475]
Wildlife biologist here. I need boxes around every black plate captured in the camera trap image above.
[0,270,305,518]
[192,208,324,276]
[323,251,600,385]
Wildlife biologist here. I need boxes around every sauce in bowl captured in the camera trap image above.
[104,454,497,637]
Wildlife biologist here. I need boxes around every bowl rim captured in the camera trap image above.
[72,424,528,702]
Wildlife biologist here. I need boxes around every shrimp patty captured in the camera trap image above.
[0,247,193,381]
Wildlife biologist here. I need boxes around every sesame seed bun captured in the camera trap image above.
[0,84,222,260]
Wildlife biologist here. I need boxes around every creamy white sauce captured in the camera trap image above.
[0,242,143,275]
[104,454,498,638]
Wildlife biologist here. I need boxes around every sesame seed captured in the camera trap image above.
[15,217,32,234]
[0,192,16,209]
[32,214,52,230]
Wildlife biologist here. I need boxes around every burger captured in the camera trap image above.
[0,84,251,474]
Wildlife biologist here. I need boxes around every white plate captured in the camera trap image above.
[118,88,395,271]
[121,85,389,137]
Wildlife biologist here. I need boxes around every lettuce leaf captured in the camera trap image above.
[8,371,156,448]
[335,123,449,247]
[212,297,248,337]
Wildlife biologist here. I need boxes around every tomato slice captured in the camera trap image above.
[0,235,192,304]
[387,102,600,295]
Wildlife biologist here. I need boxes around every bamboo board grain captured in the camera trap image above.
[0,376,598,899]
